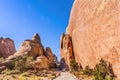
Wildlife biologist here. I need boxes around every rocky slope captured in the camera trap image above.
[0,37,16,58]
[62,0,120,78]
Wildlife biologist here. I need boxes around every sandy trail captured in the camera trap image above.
[54,72,79,80]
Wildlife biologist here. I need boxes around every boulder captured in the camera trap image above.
[0,37,16,58]
[66,0,120,78]
[32,56,49,70]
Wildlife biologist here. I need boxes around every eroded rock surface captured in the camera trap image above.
[66,0,120,78]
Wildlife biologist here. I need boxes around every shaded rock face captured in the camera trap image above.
[0,37,16,58]
[66,0,120,78]
[45,47,55,68]
[0,33,56,71]
[60,33,74,70]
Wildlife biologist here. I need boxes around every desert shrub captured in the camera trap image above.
[70,59,79,71]
[83,65,93,76]
[93,59,114,80]
[11,55,33,72]
[0,57,4,61]
[25,56,34,68]
[1,69,11,75]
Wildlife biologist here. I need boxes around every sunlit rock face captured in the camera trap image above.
[0,37,16,58]
[15,33,44,58]
[66,0,120,78]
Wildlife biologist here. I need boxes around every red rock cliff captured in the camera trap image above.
[0,37,16,58]
[66,0,120,78]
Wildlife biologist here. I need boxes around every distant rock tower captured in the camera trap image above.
[0,37,16,58]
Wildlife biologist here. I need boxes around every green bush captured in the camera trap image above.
[93,59,114,80]
[11,55,33,72]
[70,59,79,71]
[83,65,93,76]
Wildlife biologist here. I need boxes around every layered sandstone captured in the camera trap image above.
[66,0,120,78]
[0,37,16,58]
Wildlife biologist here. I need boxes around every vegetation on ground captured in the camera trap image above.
[93,59,114,80]
[0,55,60,80]
[70,58,115,80]
[1,69,60,80]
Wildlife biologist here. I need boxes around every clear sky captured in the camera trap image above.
[0,0,74,59]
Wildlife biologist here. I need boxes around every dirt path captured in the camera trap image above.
[54,72,79,80]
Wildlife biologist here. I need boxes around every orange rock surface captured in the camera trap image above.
[66,0,120,78]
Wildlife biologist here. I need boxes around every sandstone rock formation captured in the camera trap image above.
[65,0,120,78]
[60,33,74,70]
[15,33,44,58]
[0,37,16,58]
[0,33,56,71]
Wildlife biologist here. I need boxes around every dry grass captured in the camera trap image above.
[0,69,60,80]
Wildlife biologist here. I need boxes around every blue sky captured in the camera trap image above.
[0,0,74,59]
